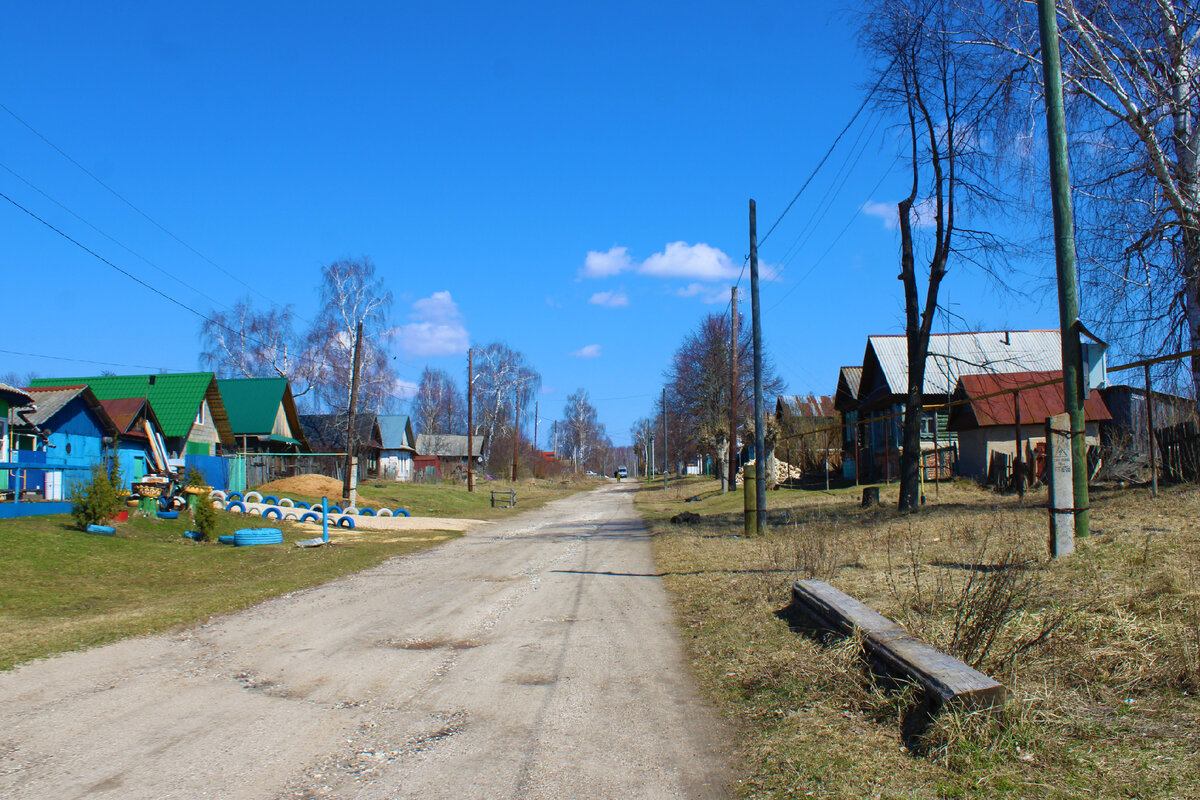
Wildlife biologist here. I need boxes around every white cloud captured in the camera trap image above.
[589,289,629,308]
[676,283,730,304]
[396,290,469,357]
[639,241,737,280]
[393,378,419,399]
[571,344,602,358]
[862,198,936,231]
[581,246,632,278]
[861,200,898,230]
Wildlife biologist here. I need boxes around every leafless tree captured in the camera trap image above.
[976,1,1200,385]
[861,0,1010,510]
[305,258,398,415]
[199,298,316,397]
[472,341,540,470]
[411,367,465,434]
[663,312,784,487]
[561,388,605,472]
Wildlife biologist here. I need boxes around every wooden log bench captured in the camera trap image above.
[490,489,516,509]
[790,579,1006,712]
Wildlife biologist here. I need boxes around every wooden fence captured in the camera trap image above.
[1155,421,1200,483]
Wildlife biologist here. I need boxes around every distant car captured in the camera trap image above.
[585,470,597,476]
[616,466,628,478]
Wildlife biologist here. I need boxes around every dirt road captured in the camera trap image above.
[0,484,731,799]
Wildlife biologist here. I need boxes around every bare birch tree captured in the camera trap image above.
[412,367,465,434]
[471,341,541,469]
[977,1,1200,384]
[199,298,316,397]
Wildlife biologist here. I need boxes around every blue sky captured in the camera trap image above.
[0,2,1062,445]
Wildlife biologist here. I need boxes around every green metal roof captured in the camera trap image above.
[28,372,231,442]
[217,378,287,435]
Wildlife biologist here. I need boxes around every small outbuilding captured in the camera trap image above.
[949,370,1111,482]
[217,377,310,453]
[377,415,417,481]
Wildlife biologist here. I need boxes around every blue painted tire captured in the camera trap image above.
[397,508,411,517]
[233,527,283,546]
[278,497,294,507]
[328,505,342,514]
[86,524,115,535]
[226,501,247,514]
[299,512,319,523]
[218,534,236,545]
[337,516,355,529]
[183,530,203,541]
[226,492,243,502]
[360,507,376,516]
[262,495,278,505]
[157,510,179,519]
[263,507,282,520]
[295,501,310,509]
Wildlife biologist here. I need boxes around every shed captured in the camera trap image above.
[949,370,1111,481]
[833,366,863,478]
[298,413,382,477]
[415,433,485,480]
[775,395,840,473]
[98,397,168,486]
[377,415,417,481]
[29,373,233,459]
[217,377,309,453]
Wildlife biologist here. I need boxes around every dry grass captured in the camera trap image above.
[640,477,1200,798]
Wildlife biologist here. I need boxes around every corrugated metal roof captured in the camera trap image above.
[299,413,381,452]
[20,385,117,434]
[953,370,1111,428]
[28,372,232,442]
[98,397,150,435]
[868,330,1062,397]
[416,433,484,458]
[840,367,862,399]
[777,395,836,418]
[217,377,287,434]
[377,415,415,450]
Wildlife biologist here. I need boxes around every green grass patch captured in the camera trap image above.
[0,510,458,671]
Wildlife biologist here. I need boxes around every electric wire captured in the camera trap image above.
[0,101,274,306]
[0,159,228,309]
[0,348,190,373]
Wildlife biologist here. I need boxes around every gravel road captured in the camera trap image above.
[0,483,731,799]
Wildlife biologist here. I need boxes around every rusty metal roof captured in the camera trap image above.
[777,395,836,418]
[952,370,1111,428]
[866,330,1062,398]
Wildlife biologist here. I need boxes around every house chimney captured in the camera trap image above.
[1003,331,1010,345]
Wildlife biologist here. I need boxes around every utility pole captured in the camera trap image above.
[662,387,668,488]
[553,420,558,461]
[467,348,474,492]
[729,285,739,493]
[1037,0,1089,541]
[534,401,539,452]
[749,199,766,532]
[342,321,364,503]
[511,392,520,482]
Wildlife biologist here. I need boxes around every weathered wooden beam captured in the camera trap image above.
[791,579,1006,711]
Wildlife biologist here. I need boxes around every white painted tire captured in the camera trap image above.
[377,508,393,517]
[248,507,262,516]
[278,497,294,507]
[213,499,226,510]
[244,491,263,504]
[283,511,299,521]
[211,490,227,501]
[344,506,359,515]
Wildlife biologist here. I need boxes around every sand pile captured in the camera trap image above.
[258,474,365,500]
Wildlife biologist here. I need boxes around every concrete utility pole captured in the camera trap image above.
[749,199,766,532]
[1036,0,1090,541]
[467,348,474,492]
[729,285,739,493]
[342,321,364,502]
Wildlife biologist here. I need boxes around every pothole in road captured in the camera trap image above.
[378,637,482,651]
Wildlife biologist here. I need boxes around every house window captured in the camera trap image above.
[195,403,206,426]
[920,412,936,437]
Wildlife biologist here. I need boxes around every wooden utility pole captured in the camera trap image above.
[1145,365,1158,496]
[729,285,739,493]
[534,401,539,452]
[749,199,766,532]
[1037,0,1089,541]
[467,348,474,492]
[342,321,364,502]
[511,392,520,482]
[662,387,668,488]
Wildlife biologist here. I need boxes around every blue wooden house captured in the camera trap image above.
[10,385,119,498]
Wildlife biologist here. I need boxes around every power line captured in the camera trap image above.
[0,158,228,309]
[0,101,273,306]
[0,347,190,373]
